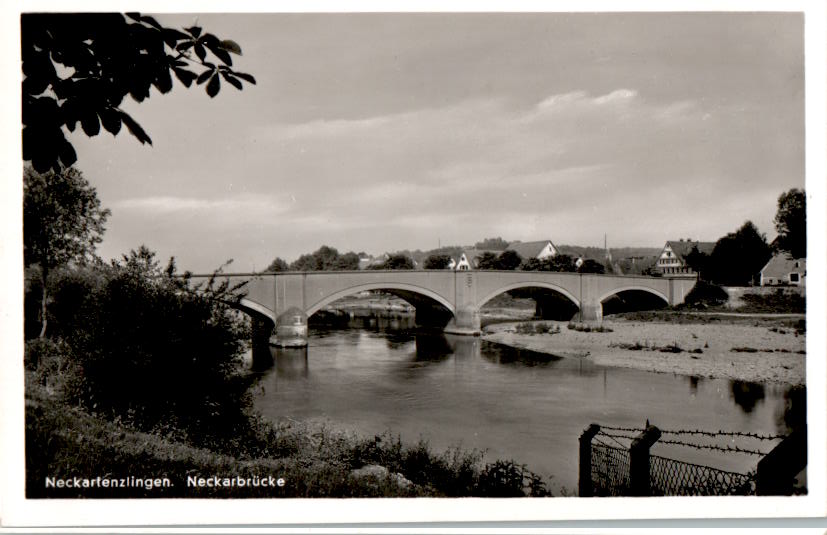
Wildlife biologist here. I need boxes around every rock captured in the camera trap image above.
[349,464,413,489]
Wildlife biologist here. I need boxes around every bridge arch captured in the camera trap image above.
[305,282,456,317]
[477,282,581,309]
[233,297,278,325]
[598,286,669,305]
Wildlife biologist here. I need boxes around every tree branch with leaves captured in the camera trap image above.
[22,13,256,173]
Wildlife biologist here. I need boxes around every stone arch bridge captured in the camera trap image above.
[192,270,697,346]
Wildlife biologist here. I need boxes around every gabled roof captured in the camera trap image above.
[459,249,499,266]
[505,240,555,259]
[664,240,715,261]
[761,253,806,274]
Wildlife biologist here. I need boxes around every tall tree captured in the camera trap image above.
[22,13,256,173]
[24,166,110,337]
[475,252,500,270]
[375,254,415,270]
[774,188,806,258]
[708,221,772,286]
[265,257,289,272]
[495,250,522,270]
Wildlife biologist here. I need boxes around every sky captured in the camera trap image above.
[63,12,804,273]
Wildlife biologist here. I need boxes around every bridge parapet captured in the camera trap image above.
[188,270,697,346]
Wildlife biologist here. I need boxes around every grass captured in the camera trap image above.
[25,344,553,498]
[608,341,702,354]
[514,322,560,335]
[567,323,613,333]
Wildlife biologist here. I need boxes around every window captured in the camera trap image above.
[790,273,800,283]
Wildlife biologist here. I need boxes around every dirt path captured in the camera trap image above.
[482,319,805,386]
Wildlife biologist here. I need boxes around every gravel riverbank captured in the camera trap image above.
[482,318,805,386]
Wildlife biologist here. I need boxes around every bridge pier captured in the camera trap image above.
[443,306,481,336]
[578,299,603,326]
[270,306,308,347]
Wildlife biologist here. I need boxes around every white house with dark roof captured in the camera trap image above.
[656,240,715,276]
[454,249,499,270]
[760,254,806,286]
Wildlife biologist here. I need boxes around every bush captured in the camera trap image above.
[739,290,805,313]
[683,281,729,308]
[51,248,252,450]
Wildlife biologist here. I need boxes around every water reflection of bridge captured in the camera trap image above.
[196,270,696,347]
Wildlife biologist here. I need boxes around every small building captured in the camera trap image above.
[760,254,806,286]
[505,240,558,261]
[656,240,715,276]
[454,249,499,270]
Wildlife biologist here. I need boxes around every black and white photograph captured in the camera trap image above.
[2,1,826,528]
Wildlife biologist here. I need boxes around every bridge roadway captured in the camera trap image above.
[193,270,697,347]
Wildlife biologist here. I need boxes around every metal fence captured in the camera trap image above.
[648,454,755,496]
[580,423,805,497]
[590,442,631,496]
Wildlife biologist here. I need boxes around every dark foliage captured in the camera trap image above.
[423,254,453,269]
[473,237,509,250]
[684,246,712,280]
[577,259,605,274]
[739,290,805,314]
[51,247,253,448]
[374,254,415,270]
[708,221,772,286]
[475,252,500,270]
[265,257,289,272]
[495,250,522,270]
[22,13,256,173]
[521,254,576,272]
[682,280,729,308]
[24,166,110,337]
[774,188,806,259]
[289,245,359,271]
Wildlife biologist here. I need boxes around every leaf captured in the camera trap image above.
[184,26,202,38]
[220,72,242,90]
[194,44,206,62]
[173,67,196,88]
[220,39,242,55]
[206,74,220,98]
[232,71,256,85]
[58,138,77,167]
[119,111,152,145]
[152,69,173,94]
[196,69,212,85]
[100,108,122,135]
[140,15,162,30]
[176,41,195,52]
[80,112,100,136]
[211,46,233,66]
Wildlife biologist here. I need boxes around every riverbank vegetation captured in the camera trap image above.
[25,252,552,497]
[27,335,551,498]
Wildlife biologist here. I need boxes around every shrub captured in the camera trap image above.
[57,247,252,450]
[683,281,729,308]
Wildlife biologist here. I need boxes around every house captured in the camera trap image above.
[454,249,499,270]
[656,240,715,276]
[760,254,806,286]
[505,240,558,261]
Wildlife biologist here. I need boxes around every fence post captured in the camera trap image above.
[629,425,661,496]
[756,425,807,495]
[578,424,601,497]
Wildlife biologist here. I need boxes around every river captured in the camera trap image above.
[249,314,803,493]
